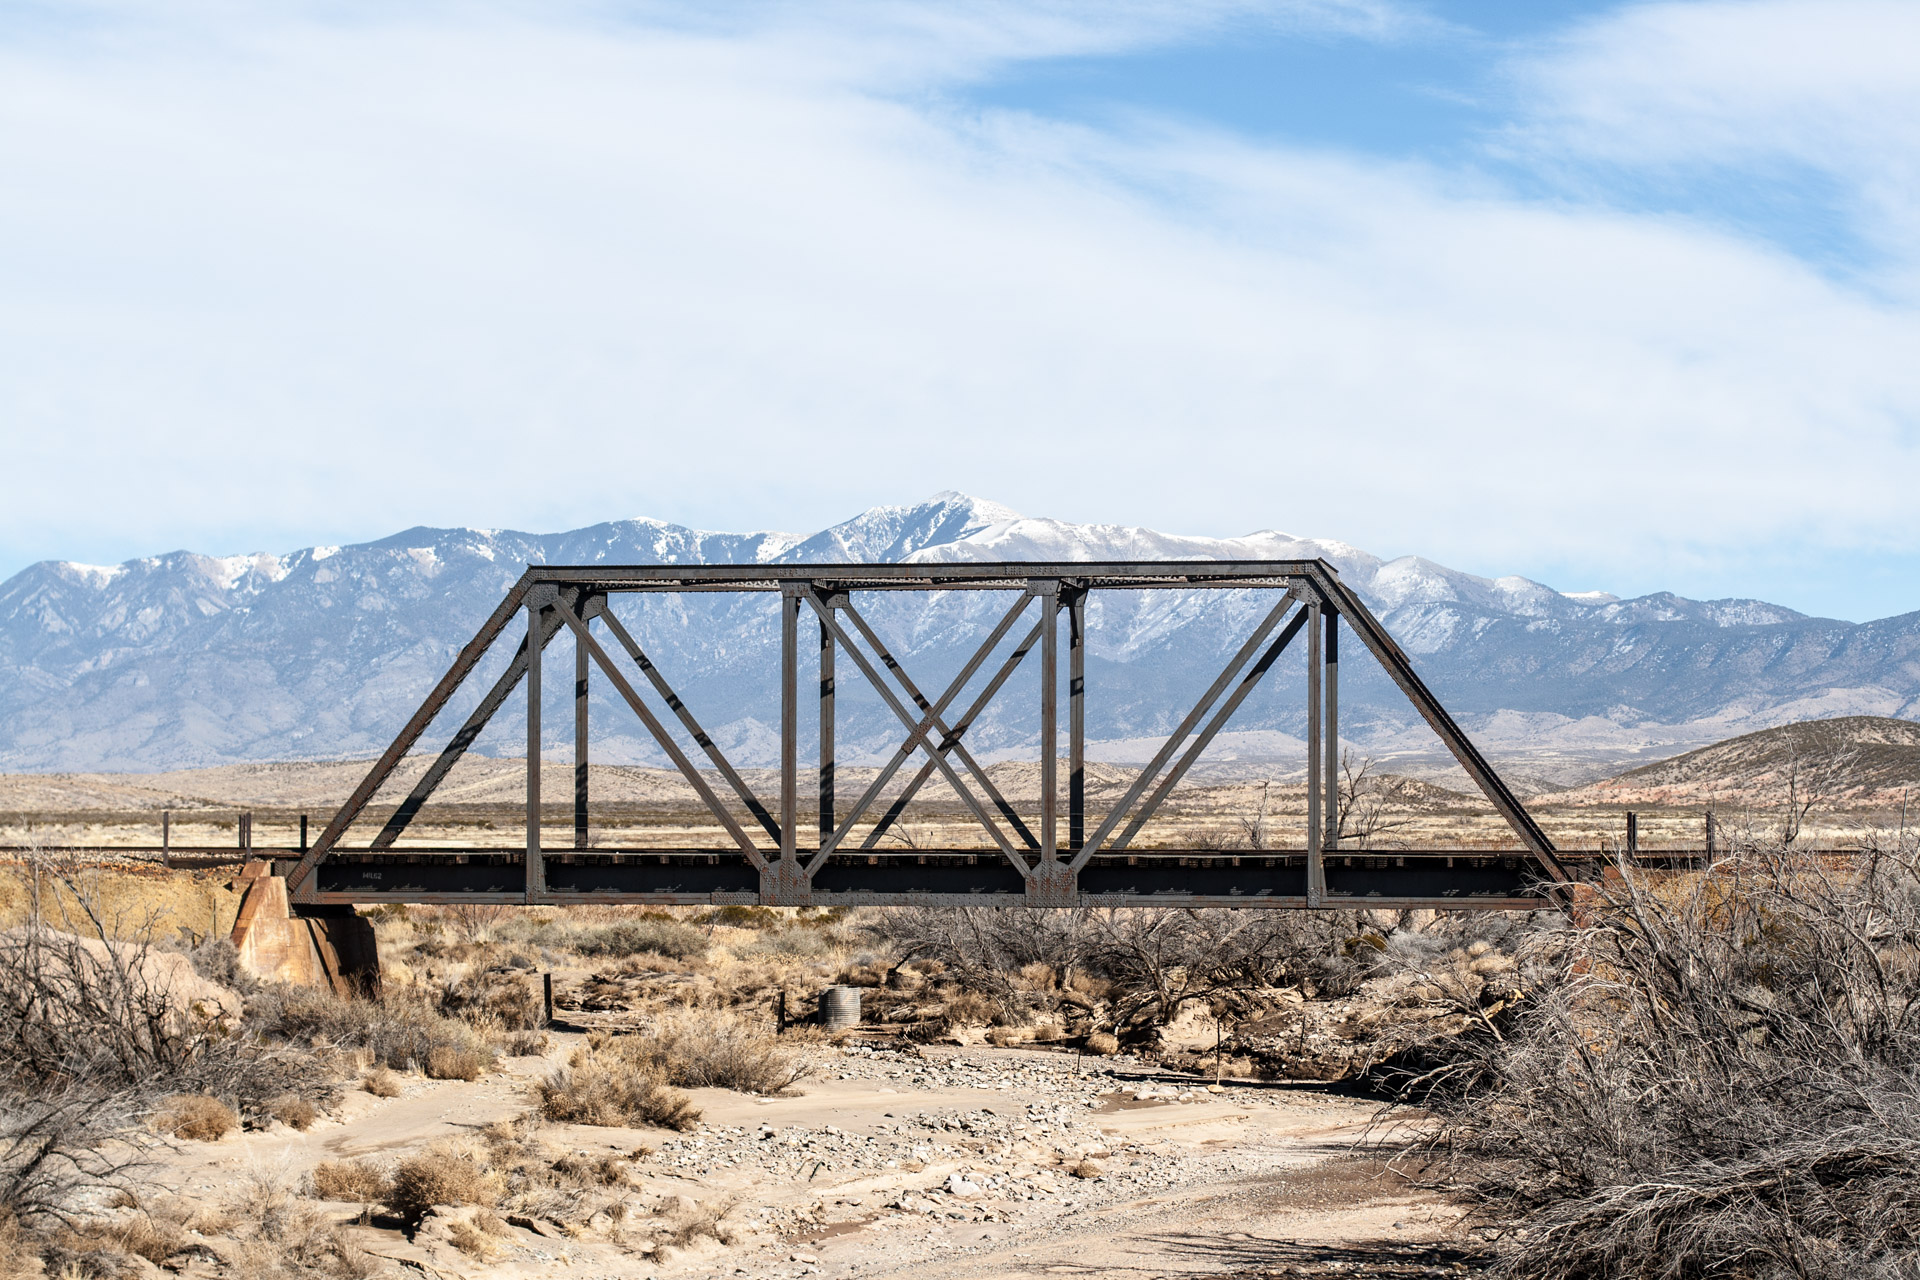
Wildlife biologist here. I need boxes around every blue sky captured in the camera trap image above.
[2,0,1918,620]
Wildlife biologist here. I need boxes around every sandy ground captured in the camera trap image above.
[147,1038,1470,1280]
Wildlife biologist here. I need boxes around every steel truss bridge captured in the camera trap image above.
[285,562,1569,910]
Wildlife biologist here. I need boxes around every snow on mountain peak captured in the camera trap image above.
[57,562,128,587]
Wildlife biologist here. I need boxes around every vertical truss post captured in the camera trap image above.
[1305,592,1324,907]
[574,610,590,850]
[1324,606,1339,852]
[526,587,552,902]
[1068,587,1086,852]
[779,584,802,876]
[819,601,835,846]
[1036,580,1060,865]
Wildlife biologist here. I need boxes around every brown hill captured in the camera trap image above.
[1551,716,1920,810]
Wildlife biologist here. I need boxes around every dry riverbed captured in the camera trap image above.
[150,1038,1471,1280]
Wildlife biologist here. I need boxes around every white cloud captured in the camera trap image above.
[1503,0,1920,278]
[0,1,1917,616]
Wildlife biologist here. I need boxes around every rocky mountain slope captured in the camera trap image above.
[4,492,1917,776]
[1552,715,1920,809]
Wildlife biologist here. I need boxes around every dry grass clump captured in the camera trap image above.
[425,1042,492,1081]
[385,1144,506,1225]
[502,1030,551,1057]
[215,1165,381,1280]
[590,1009,812,1094]
[1419,839,1920,1280]
[1084,1031,1120,1055]
[444,1209,508,1260]
[267,1094,319,1130]
[657,1197,738,1250]
[153,1094,237,1141]
[309,1158,393,1206]
[361,1067,402,1098]
[534,1051,701,1131]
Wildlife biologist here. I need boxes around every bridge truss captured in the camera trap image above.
[285,562,1568,910]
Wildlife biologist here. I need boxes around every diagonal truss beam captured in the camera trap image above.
[806,594,1027,871]
[1103,606,1311,857]
[550,596,768,869]
[370,592,590,851]
[807,593,1033,869]
[596,606,781,844]
[287,580,533,895]
[1076,596,1298,862]
[862,617,1045,850]
[838,600,1041,851]
[1307,569,1569,882]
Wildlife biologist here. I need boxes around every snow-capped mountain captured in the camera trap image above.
[3,492,1917,780]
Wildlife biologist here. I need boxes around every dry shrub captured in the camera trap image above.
[572,918,707,961]
[309,1159,393,1205]
[1084,1032,1119,1056]
[213,1163,381,1280]
[552,1153,628,1186]
[439,970,544,1031]
[361,1067,401,1098]
[986,1026,1025,1047]
[473,1117,636,1228]
[267,1095,318,1131]
[60,1212,189,1266]
[534,1054,701,1132]
[385,1146,505,1225]
[154,1095,236,1141]
[939,988,997,1028]
[250,983,492,1077]
[502,1030,551,1057]
[424,1043,491,1082]
[444,1213,503,1260]
[657,1197,737,1249]
[592,1009,811,1094]
[1419,839,1920,1280]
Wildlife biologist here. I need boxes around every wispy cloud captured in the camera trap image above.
[0,1,1916,617]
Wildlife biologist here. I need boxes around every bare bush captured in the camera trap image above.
[877,904,1371,1035]
[1337,751,1414,848]
[438,969,544,1030]
[873,907,1087,996]
[0,1089,147,1229]
[0,857,328,1229]
[1084,907,1369,1031]
[1416,838,1920,1279]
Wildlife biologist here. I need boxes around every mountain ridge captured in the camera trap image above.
[3,492,1915,776]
